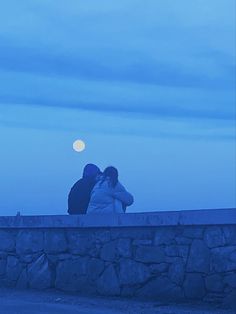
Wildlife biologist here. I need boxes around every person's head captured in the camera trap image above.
[103,166,118,188]
[83,164,100,179]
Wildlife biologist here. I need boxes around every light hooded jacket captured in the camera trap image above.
[87,178,134,213]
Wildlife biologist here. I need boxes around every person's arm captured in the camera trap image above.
[112,183,134,207]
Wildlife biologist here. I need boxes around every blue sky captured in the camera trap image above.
[0,0,235,215]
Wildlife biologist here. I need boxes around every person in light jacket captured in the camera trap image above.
[87,166,134,213]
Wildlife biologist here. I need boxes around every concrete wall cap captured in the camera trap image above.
[0,208,235,229]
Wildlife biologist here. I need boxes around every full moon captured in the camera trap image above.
[73,139,86,152]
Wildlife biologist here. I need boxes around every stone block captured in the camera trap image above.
[205,274,225,292]
[97,265,120,296]
[16,231,43,255]
[133,239,152,246]
[184,274,206,299]
[204,227,226,248]
[211,246,236,272]
[175,236,192,245]
[100,241,117,261]
[135,246,166,263]
[44,230,67,254]
[119,259,150,285]
[117,238,131,257]
[93,230,111,243]
[6,256,22,283]
[224,273,236,288]
[0,256,6,276]
[223,226,236,245]
[223,289,236,310]
[230,250,236,262]
[203,292,225,304]
[28,254,52,289]
[121,285,136,297]
[55,257,88,292]
[165,245,179,257]
[0,231,15,252]
[182,227,204,239]
[111,228,153,240]
[165,245,189,262]
[168,260,185,285]
[16,269,28,289]
[149,263,169,274]
[20,253,41,264]
[87,258,104,281]
[67,231,91,255]
[154,228,176,245]
[165,256,182,264]
[187,239,210,273]
[58,253,72,261]
[88,243,101,257]
[178,246,189,263]
[137,276,184,301]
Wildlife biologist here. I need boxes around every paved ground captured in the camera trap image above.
[0,288,234,314]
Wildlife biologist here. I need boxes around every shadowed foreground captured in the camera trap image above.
[0,288,234,314]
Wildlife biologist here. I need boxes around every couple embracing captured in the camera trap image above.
[68,164,134,215]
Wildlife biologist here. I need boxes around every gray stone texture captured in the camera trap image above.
[230,250,236,262]
[55,257,88,292]
[135,246,165,263]
[44,230,67,254]
[16,231,44,255]
[223,226,236,245]
[165,245,189,263]
[184,274,206,299]
[16,269,28,289]
[222,289,236,311]
[133,239,152,246]
[204,227,226,248]
[6,256,22,283]
[0,254,6,276]
[224,273,236,288]
[154,228,176,245]
[137,276,184,301]
[87,258,104,281]
[175,236,192,245]
[149,263,169,274]
[67,231,92,255]
[111,228,153,240]
[100,241,117,261]
[119,259,150,285]
[205,274,225,292]
[182,227,204,239]
[116,238,131,257]
[93,230,111,243]
[187,239,210,273]
[210,246,236,272]
[121,285,136,297]
[97,265,120,296]
[0,213,236,308]
[0,231,15,252]
[19,253,41,264]
[168,260,185,285]
[28,255,52,289]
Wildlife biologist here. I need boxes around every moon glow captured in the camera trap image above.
[73,139,86,152]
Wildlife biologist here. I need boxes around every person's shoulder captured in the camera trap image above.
[71,177,90,189]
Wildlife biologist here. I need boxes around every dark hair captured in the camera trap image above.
[103,166,118,188]
[83,164,100,178]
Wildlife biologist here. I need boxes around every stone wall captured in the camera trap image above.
[0,209,236,308]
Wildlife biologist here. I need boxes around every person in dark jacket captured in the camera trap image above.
[68,164,101,215]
